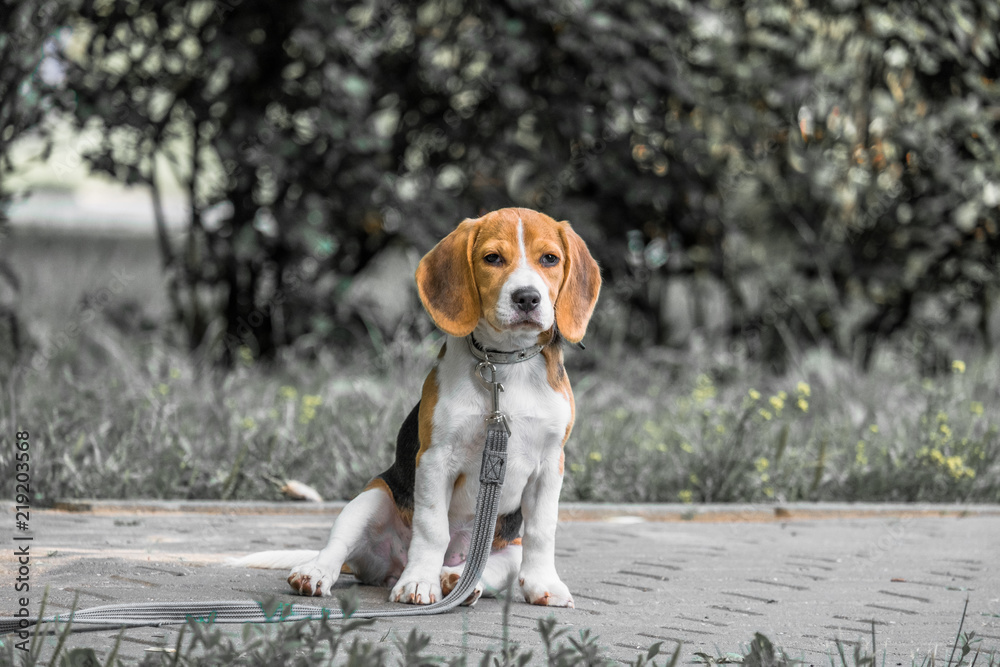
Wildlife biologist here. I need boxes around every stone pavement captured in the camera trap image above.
[2,501,998,665]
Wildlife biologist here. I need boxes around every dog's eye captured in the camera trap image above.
[484,253,503,266]
[540,254,560,267]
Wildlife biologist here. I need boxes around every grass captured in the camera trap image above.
[2,590,996,667]
[1,227,998,504]
[1,312,999,504]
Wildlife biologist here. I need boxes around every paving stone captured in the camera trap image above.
[2,504,998,664]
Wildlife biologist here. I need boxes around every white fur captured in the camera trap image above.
[490,219,556,332]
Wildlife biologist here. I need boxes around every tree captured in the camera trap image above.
[1,0,79,371]
[28,0,1000,368]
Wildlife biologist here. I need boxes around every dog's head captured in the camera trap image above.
[416,208,601,343]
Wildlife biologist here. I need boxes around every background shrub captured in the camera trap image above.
[2,0,996,368]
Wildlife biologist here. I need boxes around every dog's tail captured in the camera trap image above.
[228,550,320,570]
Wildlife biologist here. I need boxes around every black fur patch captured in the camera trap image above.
[493,507,523,546]
[375,401,421,514]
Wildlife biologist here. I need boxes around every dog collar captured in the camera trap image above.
[466,333,545,365]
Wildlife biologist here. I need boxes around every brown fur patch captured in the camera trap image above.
[416,222,481,336]
[541,343,576,448]
[541,344,570,397]
[554,222,601,343]
[363,477,393,496]
[415,367,438,467]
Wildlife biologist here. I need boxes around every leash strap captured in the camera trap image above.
[1,387,510,635]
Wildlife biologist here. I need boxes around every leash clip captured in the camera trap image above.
[476,360,512,436]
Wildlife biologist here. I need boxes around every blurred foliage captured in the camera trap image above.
[0,1,71,206]
[0,0,76,374]
[4,0,1000,366]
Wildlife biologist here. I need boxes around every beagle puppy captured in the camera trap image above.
[237,208,600,607]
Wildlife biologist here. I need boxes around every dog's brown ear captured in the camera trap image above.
[555,222,601,343]
[416,219,482,337]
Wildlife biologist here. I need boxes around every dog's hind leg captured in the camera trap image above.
[287,485,399,597]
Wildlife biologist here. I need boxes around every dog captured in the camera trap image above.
[235,208,600,607]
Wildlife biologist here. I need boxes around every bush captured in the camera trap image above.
[6,0,999,366]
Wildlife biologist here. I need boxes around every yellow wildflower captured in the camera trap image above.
[855,441,868,466]
[944,455,975,480]
[299,407,317,424]
[755,457,770,472]
[240,417,256,430]
[157,383,169,396]
[760,473,770,483]
[797,398,809,412]
[689,473,700,485]
[678,489,693,504]
[937,411,948,423]
[777,390,788,401]
[715,424,726,434]
[952,359,966,374]
[796,382,811,397]
[945,456,962,478]
[589,451,603,462]
[970,401,984,417]
[302,394,323,408]
[769,396,784,411]
[680,441,694,453]
[169,368,181,379]
[692,374,717,403]
[748,389,761,401]
[939,423,952,441]
[869,424,879,434]
[758,409,773,421]
[763,486,775,498]
[279,386,298,400]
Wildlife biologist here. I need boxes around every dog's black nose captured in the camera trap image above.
[512,287,541,313]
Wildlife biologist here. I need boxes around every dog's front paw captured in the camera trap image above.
[390,574,442,605]
[440,565,484,606]
[287,559,339,597]
[519,571,574,607]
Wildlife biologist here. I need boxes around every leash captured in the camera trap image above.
[1,351,521,636]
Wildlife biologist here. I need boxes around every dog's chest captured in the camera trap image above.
[433,351,571,515]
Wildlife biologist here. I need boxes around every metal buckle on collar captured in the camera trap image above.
[476,359,511,436]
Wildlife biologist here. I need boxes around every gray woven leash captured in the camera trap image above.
[1,355,516,636]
